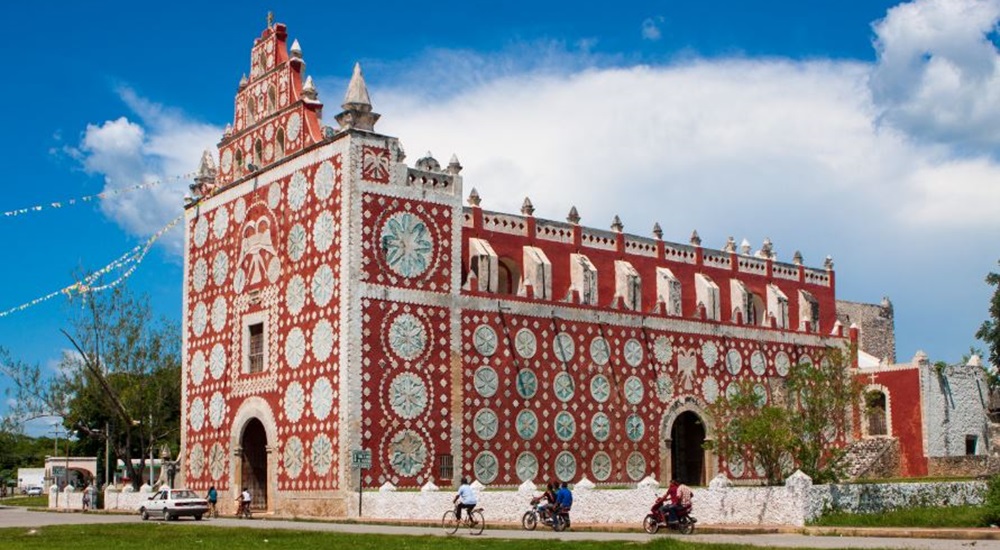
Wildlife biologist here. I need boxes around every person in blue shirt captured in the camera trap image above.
[555,482,573,527]
[453,477,478,523]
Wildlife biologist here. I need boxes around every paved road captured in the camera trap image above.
[1,506,998,549]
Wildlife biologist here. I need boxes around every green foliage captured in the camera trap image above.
[981,473,1000,525]
[1,495,47,507]
[811,504,985,528]
[977,260,1000,383]
[1,284,180,489]
[708,346,861,485]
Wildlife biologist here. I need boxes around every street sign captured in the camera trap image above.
[351,449,371,469]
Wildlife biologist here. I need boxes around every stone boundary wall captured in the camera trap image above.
[48,483,158,512]
[70,473,986,526]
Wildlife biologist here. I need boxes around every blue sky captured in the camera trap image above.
[2,0,999,432]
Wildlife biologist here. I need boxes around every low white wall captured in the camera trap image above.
[48,483,157,512]
[82,472,986,527]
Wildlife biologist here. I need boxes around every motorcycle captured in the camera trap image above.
[521,500,567,532]
[643,499,696,535]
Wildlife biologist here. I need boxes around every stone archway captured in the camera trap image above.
[660,396,716,486]
[230,397,278,512]
[240,418,268,509]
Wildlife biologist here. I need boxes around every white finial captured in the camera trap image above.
[344,62,372,106]
[290,39,302,58]
[740,238,751,255]
[302,76,318,100]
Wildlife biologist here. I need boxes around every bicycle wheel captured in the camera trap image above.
[469,510,485,536]
[442,510,460,535]
[521,510,538,530]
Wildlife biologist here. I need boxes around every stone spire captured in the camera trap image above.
[447,154,462,175]
[238,73,248,89]
[740,238,751,255]
[724,236,736,253]
[690,230,701,246]
[521,197,535,216]
[289,39,302,58]
[611,215,623,232]
[302,76,318,101]
[792,250,803,265]
[824,255,834,270]
[652,222,663,240]
[567,206,580,224]
[759,238,774,259]
[191,150,218,197]
[335,63,380,131]
[467,188,481,207]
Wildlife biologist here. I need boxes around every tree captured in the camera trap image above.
[977,260,1000,381]
[1,284,180,489]
[707,345,862,485]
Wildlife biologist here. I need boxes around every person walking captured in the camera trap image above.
[207,486,218,518]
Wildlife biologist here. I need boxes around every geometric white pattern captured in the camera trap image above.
[380,212,434,279]
[701,341,719,369]
[473,325,498,357]
[474,408,499,440]
[473,366,498,398]
[389,372,428,420]
[313,211,334,253]
[314,161,335,200]
[209,392,225,429]
[554,411,575,441]
[553,372,574,402]
[590,374,611,403]
[623,339,644,367]
[624,376,644,404]
[750,350,767,376]
[625,414,644,441]
[591,412,610,442]
[775,351,791,376]
[284,436,304,479]
[311,434,333,476]
[310,377,333,421]
[311,264,335,307]
[311,319,334,362]
[189,397,205,431]
[210,296,227,333]
[284,381,305,422]
[590,337,610,366]
[516,452,538,483]
[554,451,576,482]
[194,216,209,248]
[655,373,674,403]
[516,409,538,440]
[208,443,226,481]
[626,452,646,481]
[285,327,306,369]
[515,329,537,359]
[474,451,499,485]
[286,275,306,316]
[552,332,575,363]
[189,443,205,479]
[192,258,208,292]
[389,429,427,477]
[515,369,537,399]
[268,182,282,210]
[288,171,307,212]
[209,343,226,380]
[287,223,307,262]
[212,251,229,286]
[388,314,426,361]
[653,336,673,364]
[591,452,612,481]
[190,350,206,386]
[702,376,719,404]
[192,302,208,337]
[726,349,743,376]
[213,206,229,239]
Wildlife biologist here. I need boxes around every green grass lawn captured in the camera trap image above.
[0,524,823,550]
[810,505,986,528]
[1,495,47,507]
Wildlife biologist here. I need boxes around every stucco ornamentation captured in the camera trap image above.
[627,452,647,481]
[726,349,743,376]
[288,171,308,212]
[591,452,612,481]
[702,376,719,404]
[390,373,428,420]
[209,392,225,429]
[624,339,644,367]
[655,374,674,402]
[389,430,427,477]
[213,206,229,239]
[625,414,645,441]
[555,451,576,482]
[553,372,575,402]
[194,216,209,247]
[311,264,335,307]
[284,436,304,479]
[284,381,305,422]
[702,341,719,368]
[516,452,538,482]
[190,350,206,386]
[312,318,334,362]
[208,443,226,480]
[192,258,208,292]
[192,302,208,337]
[751,350,767,376]
[474,451,499,484]
[775,351,791,376]
[516,409,538,439]
[591,412,610,442]
[286,275,306,316]
[189,444,205,479]
[590,337,611,366]
[211,296,227,333]
[209,343,226,380]
[590,374,611,403]
[516,369,537,399]
[553,332,575,363]
[474,408,499,440]
[314,161,335,200]
[474,366,499,398]
[311,377,333,420]
[311,434,333,476]
[654,336,673,364]
[287,223,307,262]
[380,212,434,278]
[389,313,426,361]
[284,327,306,369]
[555,411,576,441]
[190,397,205,431]
[624,376,644,404]
[473,325,498,356]
[313,211,335,252]
[515,328,537,359]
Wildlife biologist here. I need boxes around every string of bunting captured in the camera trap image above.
[2,172,195,219]
[0,213,184,319]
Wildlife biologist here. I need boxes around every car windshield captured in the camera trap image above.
[171,490,199,499]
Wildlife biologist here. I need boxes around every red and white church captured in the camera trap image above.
[179,20,984,516]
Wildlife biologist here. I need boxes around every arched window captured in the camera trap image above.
[234,149,244,176]
[498,257,521,295]
[276,128,285,157]
[267,85,277,113]
[748,292,766,325]
[246,97,257,125]
[254,139,263,166]
[865,389,888,437]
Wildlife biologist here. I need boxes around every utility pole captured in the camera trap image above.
[104,421,110,488]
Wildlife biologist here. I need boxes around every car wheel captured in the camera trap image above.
[195,514,203,521]
[140,508,149,521]
[163,508,172,521]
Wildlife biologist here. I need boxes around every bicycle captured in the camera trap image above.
[442,507,485,535]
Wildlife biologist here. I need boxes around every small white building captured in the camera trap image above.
[16,468,44,492]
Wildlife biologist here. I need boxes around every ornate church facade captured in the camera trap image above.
[180,21,884,516]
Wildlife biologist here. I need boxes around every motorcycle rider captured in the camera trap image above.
[555,482,573,527]
[665,479,693,524]
[530,482,557,520]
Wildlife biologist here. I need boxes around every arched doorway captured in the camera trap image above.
[670,411,706,486]
[240,418,268,509]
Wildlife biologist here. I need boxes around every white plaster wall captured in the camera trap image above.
[922,362,990,457]
[809,480,985,517]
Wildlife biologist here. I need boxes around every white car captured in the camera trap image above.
[25,486,43,496]
[139,488,210,521]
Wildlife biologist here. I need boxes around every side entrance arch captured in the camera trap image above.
[230,397,278,513]
[660,396,715,486]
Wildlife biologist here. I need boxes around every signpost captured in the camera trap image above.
[351,449,371,517]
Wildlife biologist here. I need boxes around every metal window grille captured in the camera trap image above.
[248,323,264,373]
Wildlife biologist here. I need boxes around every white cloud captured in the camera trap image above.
[71,87,222,251]
[642,16,665,42]
[871,0,1000,153]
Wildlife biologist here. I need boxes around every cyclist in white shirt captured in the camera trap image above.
[452,477,477,523]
